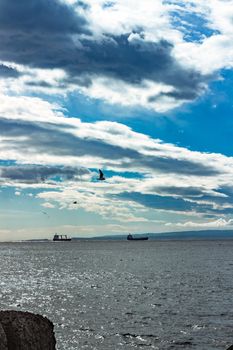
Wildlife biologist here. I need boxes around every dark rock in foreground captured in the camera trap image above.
[0,311,56,350]
[226,346,233,350]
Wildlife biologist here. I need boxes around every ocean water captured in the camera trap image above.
[0,240,233,350]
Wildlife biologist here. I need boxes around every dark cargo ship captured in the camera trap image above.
[127,234,148,241]
[53,234,71,241]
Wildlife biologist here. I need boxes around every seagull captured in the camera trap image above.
[98,169,105,181]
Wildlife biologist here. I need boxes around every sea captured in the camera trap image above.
[0,240,233,350]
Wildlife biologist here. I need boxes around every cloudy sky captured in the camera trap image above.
[1,0,233,240]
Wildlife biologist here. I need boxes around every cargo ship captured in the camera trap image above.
[53,234,71,241]
[127,234,148,241]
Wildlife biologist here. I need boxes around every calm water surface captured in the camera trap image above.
[0,240,233,350]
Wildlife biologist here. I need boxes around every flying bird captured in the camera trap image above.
[98,169,105,181]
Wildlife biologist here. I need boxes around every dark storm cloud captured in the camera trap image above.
[0,0,88,71]
[161,89,201,101]
[133,155,219,176]
[0,0,87,34]
[115,191,233,215]
[0,118,140,159]
[155,186,212,197]
[0,164,89,183]
[153,186,233,214]
[0,118,219,177]
[216,186,233,198]
[0,0,209,103]
[77,35,210,102]
[154,186,233,200]
[115,192,206,212]
[76,1,90,10]
[26,81,53,88]
[0,64,20,78]
[195,186,233,212]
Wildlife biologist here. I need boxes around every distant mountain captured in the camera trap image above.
[73,230,233,240]
[147,230,233,240]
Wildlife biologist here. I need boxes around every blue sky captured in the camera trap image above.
[1,0,233,240]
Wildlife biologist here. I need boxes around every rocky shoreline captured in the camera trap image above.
[0,310,233,350]
[0,311,56,350]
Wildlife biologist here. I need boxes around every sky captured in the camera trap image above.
[1,0,233,240]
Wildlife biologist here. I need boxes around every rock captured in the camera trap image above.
[0,310,56,350]
[226,346,233,350]
[0,322,7,350]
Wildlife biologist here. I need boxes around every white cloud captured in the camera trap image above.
[167,218,233,228]
[169,0,233,74]
[42,202,55,209]
[0,93,233,179]
[76,0,233,110]
[83,0,179,41]
[0,0,232,113]
[36,185,148,223]
[0,93,63,123]
[1,93,233,223]
[79,77,182,112]
[83,0,233,75]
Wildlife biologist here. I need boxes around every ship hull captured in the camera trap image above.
[53,238,71,241]
[127,237,148,241]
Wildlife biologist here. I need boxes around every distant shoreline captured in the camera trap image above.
[1,229,233,243]
[74,229,233,241]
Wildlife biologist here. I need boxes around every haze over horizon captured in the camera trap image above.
[1,0,233,241]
